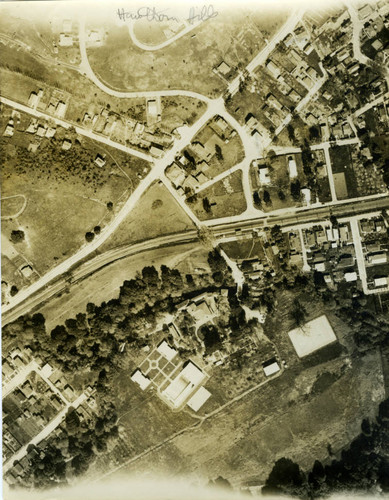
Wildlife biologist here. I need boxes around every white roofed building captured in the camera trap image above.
[263,359,280,377]
[288,156,298,178]
[288,315,337,358]
[157,340,177,362]
[186,386,211,412]
[161,361,207,409]
[344,271,358,282]
[131,369,151,391]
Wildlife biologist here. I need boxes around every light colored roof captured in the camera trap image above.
[186,386,211,411]
[147,100,158,117]
[162,361,206,408]
[157,340,177,362]
[344,271,357,282]
[131,369,151,391]
[288,157,298,178]
[374,277,389,287]
[288,315,337,358]
[263,361,280,377]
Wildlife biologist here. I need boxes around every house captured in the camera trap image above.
[3,123,14,137]
[157,340,177,362]
[51,395,63,411]
[344,271,358,282]
[150,145,164,158]
[56,101,67,118]
[182,175,199,191]
[262,358,280,377]
[94,154,106,167]
[374,276,389,287]
[62,139,72,150]
[20,265,33,278]
[368,252,387,264]
[2,360,14,378]
[258,164,271,185]
[134,122,144,135]
[59,33,73,47]
[36,125,46,137]
[63,384,75,400]
[28,91,40,108]
[166,163,185,188]
[45,127,56,138]
[288,156,298,178]
[41,362,53,378]
[217,61,231,75]
[266,60,281,78]
[131,369,151,391]
[28,142,39,153]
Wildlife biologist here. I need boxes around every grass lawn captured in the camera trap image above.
[100,181,196,252]
[86,5,288,98]
[220,238,265,261]
[160,97,207,132]
[189,171,246,220]
[330,145,367,199]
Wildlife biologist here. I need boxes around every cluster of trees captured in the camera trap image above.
[12,402,118,489]
[263,398,389,498]
[10,230,25,244]
[3,254,234,378]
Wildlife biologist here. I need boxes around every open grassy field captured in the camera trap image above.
[189,171,246,220]
[220,238,265,261]
[86,6,289,97]
[1,105,150,277]
[100,181,196,252]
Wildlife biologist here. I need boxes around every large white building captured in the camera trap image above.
[288,315,337,358]
[162,361,206,409]
[157,340,177,362]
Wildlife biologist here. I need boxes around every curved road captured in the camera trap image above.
[1,194,27,220]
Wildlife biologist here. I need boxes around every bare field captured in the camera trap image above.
[86,6,288,97]
[101,182,196,252]
[1,105,150,277]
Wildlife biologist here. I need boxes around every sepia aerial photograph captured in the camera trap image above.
[0,0,389,498]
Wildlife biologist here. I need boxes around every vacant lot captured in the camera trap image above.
[329,145,358,199]
[101,182,196,252]
[189,171,246,220]
[161,97,207,132]
[221,238,265,261]
[86,6,288,97]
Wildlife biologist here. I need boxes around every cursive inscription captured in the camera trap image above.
[187,5,218,25]
[117,7,179,23]
[116,5,218,25]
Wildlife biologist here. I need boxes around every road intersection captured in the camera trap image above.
[3,6,389,324]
